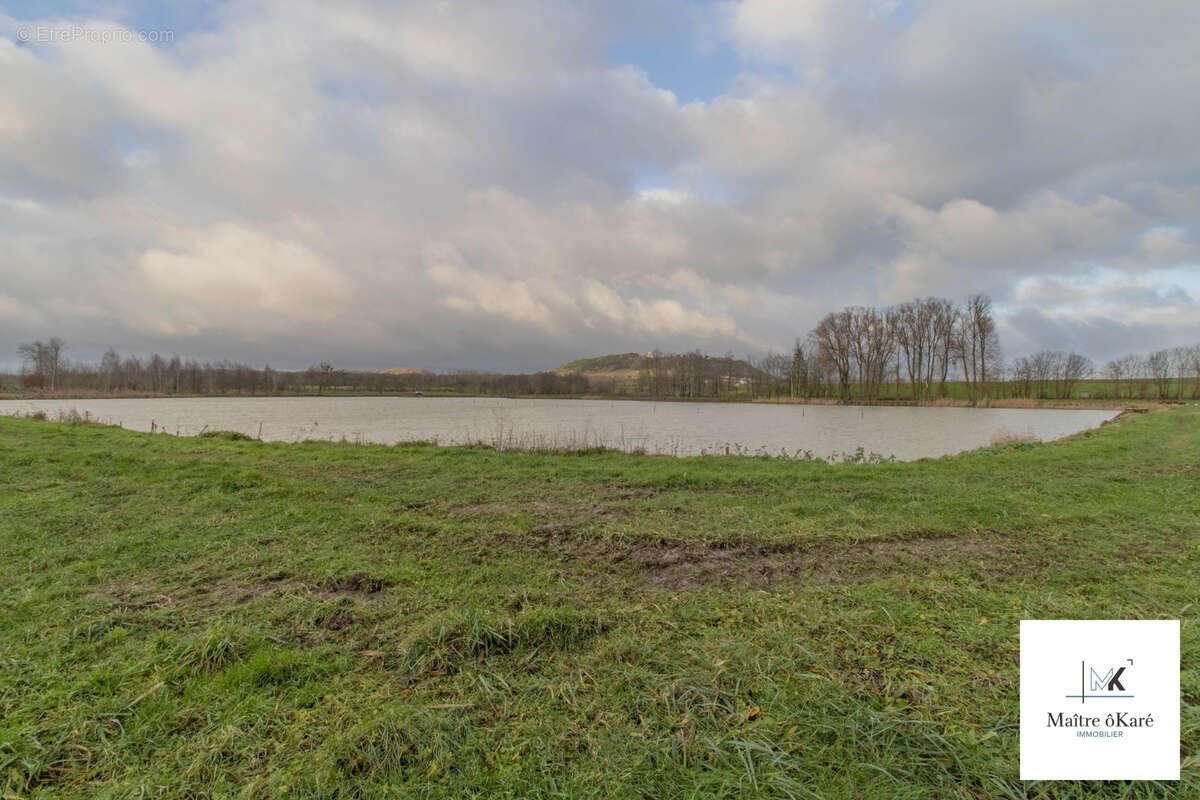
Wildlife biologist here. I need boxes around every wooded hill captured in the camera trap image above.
[554,352,774,397]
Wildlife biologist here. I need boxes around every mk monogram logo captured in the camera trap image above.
[1068,659,1134,703]
[1090,666,1126,692]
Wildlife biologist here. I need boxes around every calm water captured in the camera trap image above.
[0,396,1118,460]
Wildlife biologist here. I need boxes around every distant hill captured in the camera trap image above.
[553,353,646,378]
[379,367,428,375]
[554,352,768,383]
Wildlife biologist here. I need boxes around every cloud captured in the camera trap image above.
[423,242,746,343]
[626,297,739,338]
[138,223,353,329]
[424,243,573,333]
[0,0,1198,371]
[0,293,43,326]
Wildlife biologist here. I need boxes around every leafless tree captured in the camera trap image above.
[1027,351,1062,398]
[100,347,121,392]
[17,337,67,391]
[789,340,810,398]
[1059,352,1094,398]
[1010,355,1035,398]
[1169,346,1195,399]
[847,306,895,401]
[930,299,958,397]
[1147,349,1172,399]
[1187,345,1200,399]
[810,310,855,400]
[1103,357,1126,399]
[956,294,999,404]
[1123,354,1149,399]
[893,300,929,401]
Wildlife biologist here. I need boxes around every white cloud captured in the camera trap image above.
[0,293,43,326]
[424,244,572,333]
[638,188,691,206]
[627,297,738,338]
[138,223,353,328]
[1,0,1199,369]
[424,242,748,343]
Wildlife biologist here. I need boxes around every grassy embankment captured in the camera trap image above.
[1,409,1197,798]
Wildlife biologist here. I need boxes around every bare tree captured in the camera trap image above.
[1103,357,1126,399]
[46,337,65,391]
[810,310,855,401]
[16,341,41,390]
[789,340,810,398]
[847,306,895,401]
[1060,352,1094,398]
[1010,356,1035,398]
[308,362,335,394]
[957,295,998,404]
[17,337,67,391]
[1188,345,1200,400]
[1147,349,1171,399]
[168,354,183,394]
[894,300,929,401]
[1123,354,1149,399]
[1027,351,1062,398]
[930,299,958,397]
[1169,346,1194,400]
[148,353,166,393]
[100,347,121,392]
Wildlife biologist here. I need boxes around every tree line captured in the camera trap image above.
[6,344,593,397]
[10,309,1200,402]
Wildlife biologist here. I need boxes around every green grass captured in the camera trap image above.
[1,409,1197,798]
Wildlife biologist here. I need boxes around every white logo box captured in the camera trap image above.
[1020,619,1180,780]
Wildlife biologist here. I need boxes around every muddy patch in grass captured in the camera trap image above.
[205,576,301,604]
[94,577,303,612]
[622,538,1015,591]
[450,502,517,516]
[120,576,306,615]
[320,609,358,631]
[96,570,396,617]
[194,572,393,604]
[90,580,174,611]
[529,521,580,536]
[449,501,568,517]
[498,529,1020,591]
[451,500,624,519]
[450,501,627,538]
[320,572,392,594]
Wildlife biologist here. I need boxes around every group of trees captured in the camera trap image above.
[1006,346,1200,401]
[1102,346,1200,400]
[10,327,1200,402]
[635,352,765,398]
[619,294,995,404]
[15,338,66,391]
[1009,351,1095,400]
[801,295,999,403]
[645,293,1198,403]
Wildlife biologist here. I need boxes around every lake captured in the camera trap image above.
[0,396,1119,460]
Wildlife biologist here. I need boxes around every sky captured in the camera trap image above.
[1,0,1198,372]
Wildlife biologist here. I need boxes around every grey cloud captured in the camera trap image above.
[1,0,1198,372]
[999,307,1196,364]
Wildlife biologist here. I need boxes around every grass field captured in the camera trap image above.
[1,409,1197,798]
